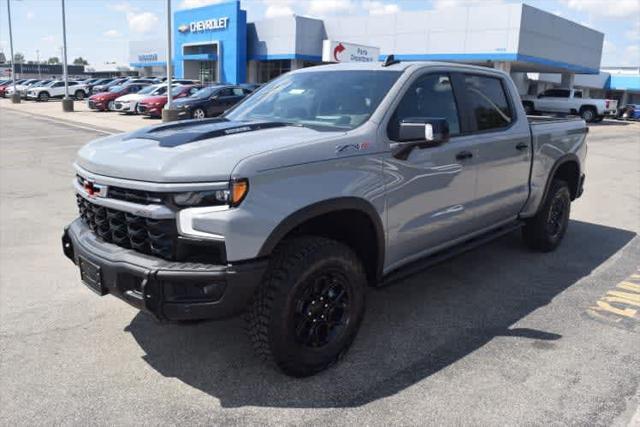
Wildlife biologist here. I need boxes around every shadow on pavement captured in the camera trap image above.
[126,220,636,408]
[589,119,632,127]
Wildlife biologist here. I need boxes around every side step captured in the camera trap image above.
[380,221,524,287]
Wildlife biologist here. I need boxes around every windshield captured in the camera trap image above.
[191,86,219,99]
[43,81,57,87]
[225,70,402,130]
[171,86,188,96]
[138,85,157,95]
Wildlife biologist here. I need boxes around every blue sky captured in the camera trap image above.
[1,0,638,68]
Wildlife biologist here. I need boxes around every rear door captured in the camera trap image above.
[537,89,571,113]
[454,73,532,229]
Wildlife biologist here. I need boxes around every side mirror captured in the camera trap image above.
[392,117,449,160]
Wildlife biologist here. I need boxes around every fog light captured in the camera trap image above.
[164,281,226,302]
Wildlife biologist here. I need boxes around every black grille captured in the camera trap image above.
[77,195,177,260]
[88,100,96,109]
[108,186,164,205]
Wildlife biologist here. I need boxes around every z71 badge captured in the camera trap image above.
[336,142,371,154]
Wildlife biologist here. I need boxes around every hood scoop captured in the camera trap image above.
[123,119,289,148]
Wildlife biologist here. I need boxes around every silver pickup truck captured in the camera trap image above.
[62,60,587,377]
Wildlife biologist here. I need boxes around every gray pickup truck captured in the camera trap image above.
[62,61,587,377]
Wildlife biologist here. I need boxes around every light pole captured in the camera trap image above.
[36,49,41,79]
[7,0,20,103]
[61,0,73,111]
[162,0,178,122]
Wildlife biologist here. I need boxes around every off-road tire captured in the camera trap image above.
[246,236,366,377]
[522,179,571,252]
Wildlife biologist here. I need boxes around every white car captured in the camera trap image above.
[26,80,89,102]
[4,79,41,98]
[111,83,181,114]
[522,88,618,123]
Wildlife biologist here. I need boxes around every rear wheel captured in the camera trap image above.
[246,237,366,377]
[192,108,206,119]
[522,179,571,252]
[38,92,49,102]
[75,90,85,100]
[580,107,596,123]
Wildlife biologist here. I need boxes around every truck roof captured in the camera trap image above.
[294,60,508,76]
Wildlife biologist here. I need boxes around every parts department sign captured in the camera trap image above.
[322,40,380,63]
[178,17,229,34]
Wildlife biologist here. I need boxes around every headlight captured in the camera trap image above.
[172,179,249,208]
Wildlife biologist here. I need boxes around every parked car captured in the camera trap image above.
[91,78,129,94]
[87,83,151,111]
[85,78,115,94]
[112,83,181,114]
[239,83,262,92]
[1,79,29,97]
[136,84,202,117]
[26,80,89,101]
[4,79,48,98]
[63,61,587,377]
[173,85,252,119]
[616,104,640,120]
[157,77,198,84]
[522,88,618,122]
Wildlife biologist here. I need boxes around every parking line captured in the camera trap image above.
[586,268,640,330]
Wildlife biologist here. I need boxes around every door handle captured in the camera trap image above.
[456,151,473,160]
[516,142,529,151]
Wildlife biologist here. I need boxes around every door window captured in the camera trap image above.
[461,75,512,132]
[387,74,460,141]
[542,89,570,98]
[218,88,234,97]
[232,88,245,96]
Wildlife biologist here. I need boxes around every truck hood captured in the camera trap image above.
[76,119,341,182]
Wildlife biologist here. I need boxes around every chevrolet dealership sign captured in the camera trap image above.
[322,40,380,63]
[178,16,229,33]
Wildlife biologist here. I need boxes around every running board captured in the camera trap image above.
[380,221,524,287]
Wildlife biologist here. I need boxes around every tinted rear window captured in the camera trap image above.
[461,74,512,132]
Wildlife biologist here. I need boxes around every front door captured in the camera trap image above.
[384,72,478,270]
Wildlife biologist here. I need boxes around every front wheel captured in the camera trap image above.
[246,237,366,377]
[192,108,206,119]
[38,92,49,102]
[107,101,115,111]
[522,179,571,252]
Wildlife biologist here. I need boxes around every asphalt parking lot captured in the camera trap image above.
[0,104,639,425]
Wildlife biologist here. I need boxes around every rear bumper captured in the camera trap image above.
[62,218,267,321]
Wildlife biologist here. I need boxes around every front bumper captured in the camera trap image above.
[62,218,267,321]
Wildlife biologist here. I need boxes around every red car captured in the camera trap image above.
[87,83,150,111]
[137,84,202,118]
[0,79,26,97]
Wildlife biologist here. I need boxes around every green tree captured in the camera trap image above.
[13,52,25,63]
[73,57,89,66]
[47,57,60,65]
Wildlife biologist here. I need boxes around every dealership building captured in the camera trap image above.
[129,0,639,101]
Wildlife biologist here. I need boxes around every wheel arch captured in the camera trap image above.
[541,154,581,207]
[257,197,385,284]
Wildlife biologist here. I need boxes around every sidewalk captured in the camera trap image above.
[0,97,158,133]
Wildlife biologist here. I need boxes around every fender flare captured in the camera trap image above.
[537,153,581,213]
[257,197,385,280]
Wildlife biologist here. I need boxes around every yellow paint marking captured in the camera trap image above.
[606,291,640,304]
[593,300,638,319]
[618,281,640,293]
[587,268,640,327]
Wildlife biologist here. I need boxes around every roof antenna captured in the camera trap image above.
[383,54,400,67]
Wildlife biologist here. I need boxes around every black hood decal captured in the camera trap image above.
[123,118,289,147]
